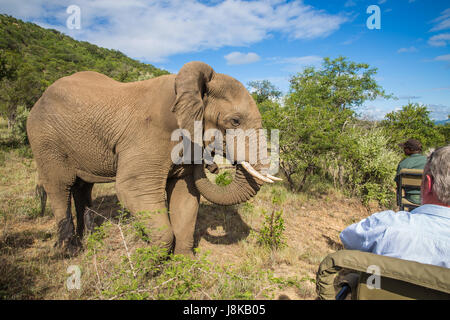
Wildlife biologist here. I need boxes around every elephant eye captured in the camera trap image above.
[231,118,241,127]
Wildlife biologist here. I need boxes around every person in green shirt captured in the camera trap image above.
[395,139,427,205]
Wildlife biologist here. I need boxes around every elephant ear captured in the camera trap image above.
[172,61,215,138]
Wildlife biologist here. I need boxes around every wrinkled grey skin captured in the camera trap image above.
[27,61,267,255]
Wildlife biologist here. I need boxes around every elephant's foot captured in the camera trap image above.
[55,218,82,256]
[173,238,196,258]
[173,247,195,258]
[83,209,96,234]
[54,236,82,257]
[150,227,174,251]
[131,207,174,250]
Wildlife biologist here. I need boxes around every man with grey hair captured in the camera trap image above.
[340,145,450,268]
[422,146,450,206]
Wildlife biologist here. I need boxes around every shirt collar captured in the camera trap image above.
[411,204,450,219]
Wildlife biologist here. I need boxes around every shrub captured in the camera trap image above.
[339,126,401,207]
[0,150,5,166]
[11,105,29,144]
[80,207,299,300]
[256,189,286,250]
[215,170,233,186]
[257,209,286,250]
[16,145,33,158]
[381,103,446,151]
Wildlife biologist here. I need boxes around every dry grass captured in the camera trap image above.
[194,185,374,299]
[0,120,377,300]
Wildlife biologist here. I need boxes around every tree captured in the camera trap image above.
[0,50,20,127]
[287,56,392,111]
[247,80,282,105]
[263,102,354,191]
[0,50,18,81]
[380,103,446,151]
[247,80,282,116]
[262,57,391,192]
[0,60,42,126]
[437,122,449,145]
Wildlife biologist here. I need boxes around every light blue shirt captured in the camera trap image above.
[340,204,450,268]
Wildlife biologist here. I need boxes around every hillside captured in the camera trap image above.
[0,14,169,122]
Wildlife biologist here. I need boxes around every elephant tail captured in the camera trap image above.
[35,183,47,216]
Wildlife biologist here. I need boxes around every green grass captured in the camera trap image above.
[79,211,300,300]
[215,170,233,186]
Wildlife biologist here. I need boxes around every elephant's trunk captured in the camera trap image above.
[193,163,263,206]
[193,127,282,206]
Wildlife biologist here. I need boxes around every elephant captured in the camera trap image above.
[26,61,280,256]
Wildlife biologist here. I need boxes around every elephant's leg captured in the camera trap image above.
[166,176,200,256]
[42,172,78,252]
[72,179,94,239]
[115,173,173,250]
[114,143,175,250]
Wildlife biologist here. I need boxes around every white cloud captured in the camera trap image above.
[397,46,418,53]
[278,55,323,66]
[0,0,348,62]
[427,104,450,121]
[428,33,450,47]
[271,55,323,72]
[341,32,364,45]
[344,0,356,7]
[398,95,421,100]
[360,102,450,122]
[430,8,450,32]
[434,54,450,61]
[245,76,290,93]
[224,52,260,65]
[432,86,450,91]
[357,105,387,121]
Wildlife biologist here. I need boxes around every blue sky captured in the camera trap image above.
[1,0,449,120]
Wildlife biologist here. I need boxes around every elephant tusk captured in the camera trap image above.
[241,161,274,183]
[266,174,283,181]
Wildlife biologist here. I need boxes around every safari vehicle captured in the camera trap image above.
[397,169,424,212]
[316,250,450,300]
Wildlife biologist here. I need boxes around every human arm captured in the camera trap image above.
[339,211,395,252]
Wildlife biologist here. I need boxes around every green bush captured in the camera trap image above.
[215,170,233,186]
[0,150,5,166]
[257,189,286,250]
[380,103,446,151]
[256,57,404,207]
[16,145,33,158]
[11,105,29,144]
[339,126,401,207]
[257,209,286,250]
[81,208,299,300]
